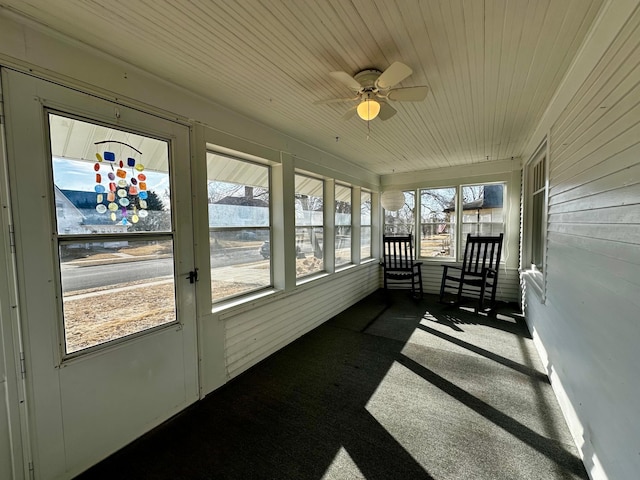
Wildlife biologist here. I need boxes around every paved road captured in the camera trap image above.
[61,247,265,292]
[61,258,175,292]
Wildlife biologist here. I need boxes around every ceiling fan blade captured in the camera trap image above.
[329,71,362,90]
[313,96,359,105]
[375,62,413,90]
[387,86,429,102]
[378,102,397,121]
[342,106,358,120]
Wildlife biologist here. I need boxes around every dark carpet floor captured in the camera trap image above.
[76,290,588,480]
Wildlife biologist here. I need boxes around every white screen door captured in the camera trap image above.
[2,70,199,478]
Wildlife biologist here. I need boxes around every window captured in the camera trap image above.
[525,144,548,275]
[50,114,176,354]
[295,174,324,279]
[360,190,372,260]
[419,187,456,258]
[207,152,271,302]
[384,190,415,235]
[460,183,505,255]
[335,184,352,267]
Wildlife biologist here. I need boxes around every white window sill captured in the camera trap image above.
[212,288,279,316]
[521,269,546,304]
[296,271,329,286]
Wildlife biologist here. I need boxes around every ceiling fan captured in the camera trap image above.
[315,62,429,121]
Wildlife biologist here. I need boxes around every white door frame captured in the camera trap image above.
[0,70,30,480]
[2,69,200,479]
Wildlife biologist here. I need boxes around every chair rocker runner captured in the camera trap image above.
[383,234,423,298]
[439,233,503,312]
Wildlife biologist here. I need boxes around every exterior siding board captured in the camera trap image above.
[525,4,640,479]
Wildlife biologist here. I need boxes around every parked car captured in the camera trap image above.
[259,240,302,259]
[259,241,270,259]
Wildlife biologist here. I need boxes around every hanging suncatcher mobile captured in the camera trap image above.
[93,140,148,225]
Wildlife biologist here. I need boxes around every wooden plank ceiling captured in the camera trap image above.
[1,0,604,175]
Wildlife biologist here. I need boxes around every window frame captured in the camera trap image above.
[294,171,326,281]
[360,189,373,262]
[383,190,416,236]
[207,152,273,303]
[334,182,353,268]
[459,182,506,257]
[522,140,549,301]
[384,182,507,263]
[418,186,457,260]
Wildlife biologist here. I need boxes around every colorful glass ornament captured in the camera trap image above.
[116,169,127,178]
[135,164,145,172]
[103,151,115,161]
[93,163,100,172]
[96,204,107,214]
[96,153,104,162]
[127,157,136,167]
[94,185,105,193]
[137,173,146,181]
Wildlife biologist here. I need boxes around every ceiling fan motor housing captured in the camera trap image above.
[354,69,383,90]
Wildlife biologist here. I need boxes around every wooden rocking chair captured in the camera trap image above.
[383,234,423,298]
[439,233,503,312]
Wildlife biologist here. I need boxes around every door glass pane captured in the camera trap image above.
[59,239,176,353]
[419,187,456,258]
[49,113,176,354]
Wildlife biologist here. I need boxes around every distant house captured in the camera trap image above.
[209,186,269,229]
[55,188,128,246]
[445,184,504,236]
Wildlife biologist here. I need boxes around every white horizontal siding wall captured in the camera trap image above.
[220,262,380,380]
[523,2,640,479]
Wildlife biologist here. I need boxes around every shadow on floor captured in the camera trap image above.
[77,290,587,480]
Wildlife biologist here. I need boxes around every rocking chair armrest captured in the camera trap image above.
[441,264,462,272]
[481,266,499,279]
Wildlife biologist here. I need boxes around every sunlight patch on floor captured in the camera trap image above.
[320,447,365,480]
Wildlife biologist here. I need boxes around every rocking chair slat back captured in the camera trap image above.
[440,233,504,311]
[383,234,423,298]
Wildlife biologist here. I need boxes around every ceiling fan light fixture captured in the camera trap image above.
[357,98,380,121]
